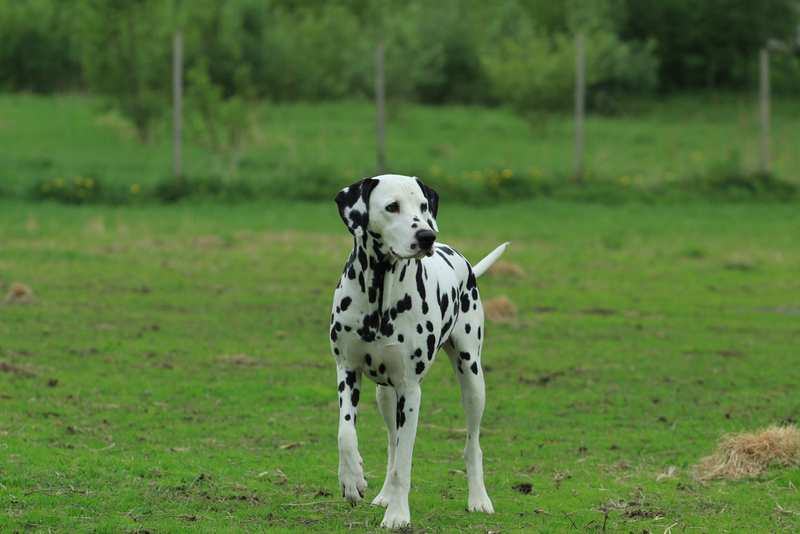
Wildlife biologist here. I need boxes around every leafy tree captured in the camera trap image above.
[620,0,798,90]
[78,0,174,142]
[0,0,82,92]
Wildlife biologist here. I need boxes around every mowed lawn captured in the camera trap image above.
[1,199,799,533]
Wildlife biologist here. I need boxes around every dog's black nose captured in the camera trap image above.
[416,230,436,251]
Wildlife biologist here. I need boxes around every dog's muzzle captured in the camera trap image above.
[416,230,436,257]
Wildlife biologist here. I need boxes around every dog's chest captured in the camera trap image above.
[330,249,470,383]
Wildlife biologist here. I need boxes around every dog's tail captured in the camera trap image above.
[472,242,510,278]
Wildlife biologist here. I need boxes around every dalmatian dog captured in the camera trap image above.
[330,174,508,528]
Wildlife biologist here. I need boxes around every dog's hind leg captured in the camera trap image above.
[444,333,495,514]
[336,366,367,506]
[372,384,397,508]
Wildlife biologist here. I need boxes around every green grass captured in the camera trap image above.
[1,199,799,532]
[1,93,799,204]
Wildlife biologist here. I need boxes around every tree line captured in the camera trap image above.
[2,0,797,141]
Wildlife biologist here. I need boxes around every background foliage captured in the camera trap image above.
[2,0,798,115]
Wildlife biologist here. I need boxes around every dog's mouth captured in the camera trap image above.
[391,248,434,261]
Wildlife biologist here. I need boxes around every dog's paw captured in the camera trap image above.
[371,490,391,509]
[339,464,368,506]
[468,495,495,514]
[380,507,410,529]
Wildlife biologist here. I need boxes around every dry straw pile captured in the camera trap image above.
[4,282,34,304]
[696,424,800,480]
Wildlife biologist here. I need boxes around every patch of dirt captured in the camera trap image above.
[512,482,533,494]
[192,235,226,249]
[624,508,661,519]
[581,307,616,316]
[483,296,517,323]
[215,354,263,366]
[0,359,36,376]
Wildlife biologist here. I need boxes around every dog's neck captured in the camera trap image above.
[354,231,395,302]
[344,232,408,342]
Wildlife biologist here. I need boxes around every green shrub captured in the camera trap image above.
[482,30,658,114]
[0,0,82,92]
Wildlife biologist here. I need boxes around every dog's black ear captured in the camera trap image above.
[335,178,379,237]
[415,177,440,232]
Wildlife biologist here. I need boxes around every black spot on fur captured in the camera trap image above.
[436,249,454,269]
[415,361,426,374]
[345,371,357,389]
[352,389,360,407]
[399,263,408,281]
[340,296,352,311]
[440,318,453,339]
[426,321,434,332]
[357,248,367,271]
[398,334,404,343]
[396,294,412,314]
[415,262,426,303]
[470,362,479,375]
[460,351,471,361]
[438,289,449,319]
[364,354,372,366]
[338,381,345,393]
[417,324,423,334]
[345,414,351,421]
[465,323,471,334]
[466,270,477,290]
[396,396,406,428]
[427,334,436,360]
[379,363,386,374]
[461,292,471,313]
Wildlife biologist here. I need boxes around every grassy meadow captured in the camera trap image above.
[1,198,800,533]
[1,93,799,205]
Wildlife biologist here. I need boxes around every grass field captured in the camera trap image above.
[1,93,799,204]
[1,198,799,533]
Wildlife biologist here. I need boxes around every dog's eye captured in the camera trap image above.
[421,203,428,213]
[385,202,399,213]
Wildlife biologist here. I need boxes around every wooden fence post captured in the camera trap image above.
[173,31,183,184]
[375,43,386,176]
[574,31,585,179]
[759,47,770,175]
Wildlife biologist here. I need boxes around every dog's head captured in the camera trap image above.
[335,174,439,260]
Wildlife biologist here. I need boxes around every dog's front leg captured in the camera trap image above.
[380,384,422,529]
[336,366,367,506]
[372,384,397,508]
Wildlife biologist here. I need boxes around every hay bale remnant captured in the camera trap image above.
[696,424,800,480]
[5,282,34,304]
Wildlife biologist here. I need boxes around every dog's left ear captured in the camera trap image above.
[335,178,379,237]
[415,178,440,232]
